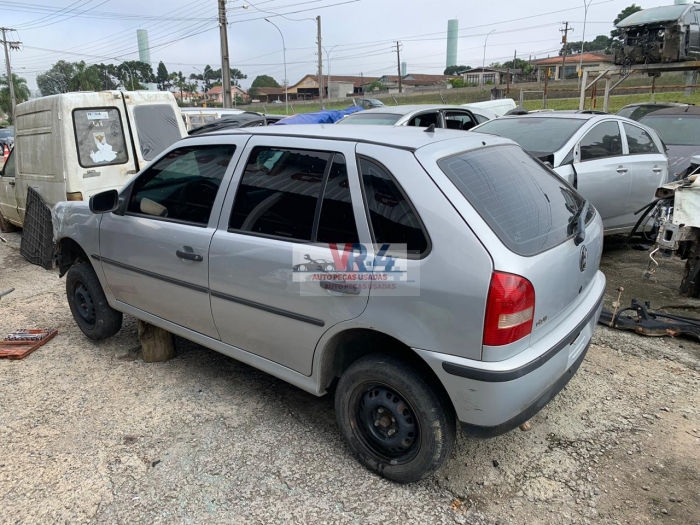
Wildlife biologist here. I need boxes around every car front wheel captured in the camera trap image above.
[66,261,122,340]
[335,354,455,483]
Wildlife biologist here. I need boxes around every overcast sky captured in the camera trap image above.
[4,0,669,91]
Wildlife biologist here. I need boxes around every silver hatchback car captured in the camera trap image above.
[53,125,605,483]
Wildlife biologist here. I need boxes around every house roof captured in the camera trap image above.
[255,87,287,95]
[379,73,456,85]
[205,85,247,95]
[294,75,380,88]
[534,53,613,66]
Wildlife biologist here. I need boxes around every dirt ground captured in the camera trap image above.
[1,231,699,525]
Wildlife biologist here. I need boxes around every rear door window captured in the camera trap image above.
[133,105,183,161]
[579,121,623,161]
[438,145,590,256]
[623,123,659,154]
[407,112,439,128]
[73,108,128,168]
[444,111,477,131]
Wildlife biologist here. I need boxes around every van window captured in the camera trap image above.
[133,105,183,161]
[438,145,591,257]
[1,149,15,177]
[126,145,235,226]
[73,108,128,168]
[229,147,330,241]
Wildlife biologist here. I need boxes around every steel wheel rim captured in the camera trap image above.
[74,281,96,327]
[350,382,421,465]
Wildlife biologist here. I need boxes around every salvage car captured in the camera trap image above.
[613,3,700,65]
[188,112,283,135]
[53,125,605,483]
[472,113,668,234]
[354,98,385,109]
[336,104,493,129]
[639,105,700,179]
[616,102,690,121]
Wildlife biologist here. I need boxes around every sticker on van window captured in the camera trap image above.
[90,132,118,163]
[86,111,109,120]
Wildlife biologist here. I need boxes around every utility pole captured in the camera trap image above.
[560,22,571,82]
[0,28,21,122]
[217,0,232,108]
[361,72,364,95]
[394,41,402,94]
[317,15,323,109]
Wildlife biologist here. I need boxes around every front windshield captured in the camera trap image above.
[472,117,586,155]
[640,114,700,146]
[336,113,401,125]
[617,5,687,27]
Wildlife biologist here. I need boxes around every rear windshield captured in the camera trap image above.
[133,105,183,161]
[617,5,687,27]
[639,114,700,146]
[473,117,586,156]
[438,145,589,256]
[336,113,401,125]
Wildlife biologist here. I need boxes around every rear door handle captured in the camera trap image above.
[653,167,663,173]
[8,180,14,186]
[320,281,361,295]
[616,166,628,174]
[176,248,203,262]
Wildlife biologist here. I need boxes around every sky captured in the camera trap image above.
[1,0,672,91]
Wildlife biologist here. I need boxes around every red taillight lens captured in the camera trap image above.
[483,272,535,346]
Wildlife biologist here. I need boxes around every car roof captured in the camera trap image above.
[490,112,599,122]
[619,102,688,109]
[639,105,700,117]
[199,124,508,152]
[354,104,478,115]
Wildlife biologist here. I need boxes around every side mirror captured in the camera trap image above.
[89,189,119,214]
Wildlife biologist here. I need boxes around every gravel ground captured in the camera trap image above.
[1,231,699,525]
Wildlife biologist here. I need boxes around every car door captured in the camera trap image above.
[98,138,247,338]
[572,120,632,231]
[443,110,479,131]
[208,137,372,375]
[404,111,440,128]
[0,149,21,226]
[622,122,668,212]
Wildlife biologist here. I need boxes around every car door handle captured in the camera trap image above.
[8,180,14,186]
[652,167,663,173]
[319,281,361,295]
[616,166,628,174]
[176,248,203,262]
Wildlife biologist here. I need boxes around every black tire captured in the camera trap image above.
[66,261,122,340]
[0,210,18,232]
[335,354,456,483]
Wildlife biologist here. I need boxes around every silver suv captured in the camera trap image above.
[53,125,605,483]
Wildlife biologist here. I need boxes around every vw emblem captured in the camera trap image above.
[579,245,588,272]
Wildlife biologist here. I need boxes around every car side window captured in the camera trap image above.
[623,123,659,154]
[1,149,15,178]
[316,154,360,244]
[126,145,235,226]
[229,147,330,241]
[359,157,429,257]
[444,111,477,131]
[407,112,439,128]
[579,121,623,161]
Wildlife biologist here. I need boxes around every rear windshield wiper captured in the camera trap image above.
[569,200,588,246]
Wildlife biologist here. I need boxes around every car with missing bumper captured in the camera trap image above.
[52,125,604,483]
[336,104,494,129]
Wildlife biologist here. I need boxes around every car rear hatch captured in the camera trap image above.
[416,138,603,361]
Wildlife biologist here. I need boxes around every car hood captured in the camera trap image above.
[666,144,700,179]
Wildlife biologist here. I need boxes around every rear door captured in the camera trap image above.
[572,120,633,230]
[208,136,372,375]
[0,149,20,225]
[622,122,668,209]
[99,138,246,338]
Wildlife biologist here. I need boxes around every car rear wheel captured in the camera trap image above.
[335,354,455,483]
[66,261,122,340]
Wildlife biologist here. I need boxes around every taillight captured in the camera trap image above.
[483,272,535,346]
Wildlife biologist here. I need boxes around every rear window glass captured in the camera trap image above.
[473,117,586,156]
[617,5,687,27]
[73,108,128,168]
[438,145,588,256]
[639,114,700,146]
[133,105,183,161]
[336,113,401,125]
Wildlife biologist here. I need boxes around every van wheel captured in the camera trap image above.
[66,261,122,340]
[0,211,18,232]
[335,354,455,483]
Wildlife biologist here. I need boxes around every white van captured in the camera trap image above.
[0,91,185,230]
[462,98,517,117]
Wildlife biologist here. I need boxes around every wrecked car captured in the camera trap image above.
[640,105,700,179]
[614,4,700,65]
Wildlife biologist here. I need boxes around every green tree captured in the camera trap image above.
[209,67,247,88]
[36,60,76,96]
[117,61,154,90]
[448,78,467,88]
[248,74,280,97]
[366,80,383,92]
[94,63,119,90]
[0,74,30,121]
[444,65,470,75]
[611,4,643,45]
[156,61,170,91]
[68,61,102,92]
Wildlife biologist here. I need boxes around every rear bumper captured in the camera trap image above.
[415,270,605,435]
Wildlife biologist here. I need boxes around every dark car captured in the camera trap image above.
[354,98,385,110]
[639,105,700,179]
[188,112,282,135]
[614,4,700,65]
[616,102,691,121]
